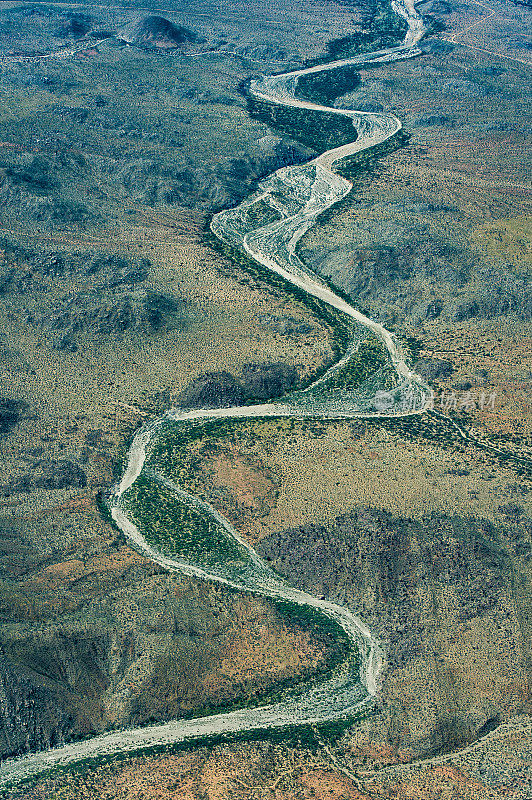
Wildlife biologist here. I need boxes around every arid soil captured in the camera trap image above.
[8,721,532,799]
[0,493,341,758]
[0,0,531,795]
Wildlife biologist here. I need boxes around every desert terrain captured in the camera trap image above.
[0,0,530,796]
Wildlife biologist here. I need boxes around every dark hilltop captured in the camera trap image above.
[118,15,199,49]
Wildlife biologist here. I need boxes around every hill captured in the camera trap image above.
[118,15,198,49]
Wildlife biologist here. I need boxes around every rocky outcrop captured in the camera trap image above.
[0,244,149,294]
[33,460,87,491]
[118,16,198,49]
[54,12,92,39]
[49,289,187,340]
[0,242,188,344]
[413,358,453,382]
[0,115,313,220]
[147,136,315,212]
[241,363,298,401]
[0,460,87,497]
[0,399,24,437]
[176,362,299,409]
[303,234,532,327]
[177,372,246,409]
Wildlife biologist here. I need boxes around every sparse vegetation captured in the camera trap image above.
[120,474,248,564]
[295,65,361,106]
[241,198,282,228]
[307,0,408,64]
[202,224,356,362]
[246,94,358,152]
[323,338,389,389]
[0,0,531,791]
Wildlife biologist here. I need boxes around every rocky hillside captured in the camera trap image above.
[257,507,532,755]
[0,504,339,759]
[0,242,189,354]
[118,16,199,49]
[176,362,298,408]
